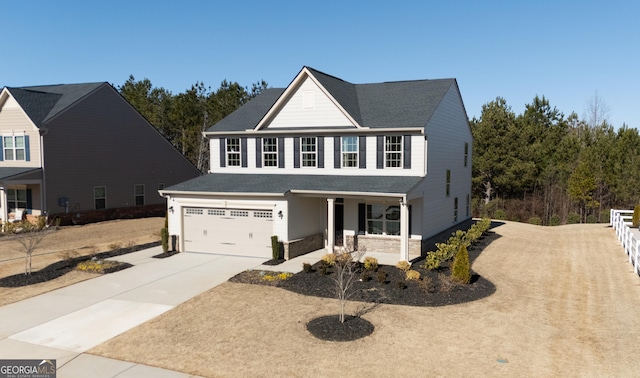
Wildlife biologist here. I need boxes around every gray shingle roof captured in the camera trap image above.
[7,83,105,126]
[163,173,421,196]
[0,167,41,180]
[207,66,456,132]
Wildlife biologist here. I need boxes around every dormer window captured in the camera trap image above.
[2,134,27,161]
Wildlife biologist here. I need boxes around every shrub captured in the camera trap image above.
[494,209,507,220]
[319,264,328,275]
[363,256,378,271]
[567,213,580,224]
[549,215,560,226]
[405,269,420,281]
[586,214,597,224]
[528,217,542,225]
[600,210,610,224]
[376,270,387,284]
[419,276,436,293]
[270,235,280,260]
[77,259,122,274]
[302,262,312,273]
[160,228,169,253]
[360,270,370,281]
[335,252,353,266]
[263,272,292,281]
[396,281,406,290]
[633,205,640,227]
[396,260,411,272]
[451,245,471,284]
[321,253,336,267]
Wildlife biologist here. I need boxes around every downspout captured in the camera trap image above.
[39,128,48,220]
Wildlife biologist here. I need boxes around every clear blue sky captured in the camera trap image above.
[1,0,638,128]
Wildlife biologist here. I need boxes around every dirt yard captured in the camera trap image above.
[89,221,640,377]
[0,217,163,305]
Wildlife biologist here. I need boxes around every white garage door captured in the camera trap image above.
[183,208,273,258]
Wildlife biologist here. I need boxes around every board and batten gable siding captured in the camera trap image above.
[41,84,200,213]
[0,94,42,168]
[411,83,472,239]
[209,133,426,177]
[265,76,354,129]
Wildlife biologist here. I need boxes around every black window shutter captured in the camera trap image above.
[255,137,262,168]
[359,136,366,169]
[376,135,384,169]
[317,136,324,168]
[403,135,411,169]
[241,137,248,168]
[277,137,285,168]
[219,138,226,167]
[293,137,300,168]
[358,203,366,235]
[26,189,32,213]
[25,136,30,162]
[334,136,341,168]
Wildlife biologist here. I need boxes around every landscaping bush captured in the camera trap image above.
[405,269,420,281]
[270,235,280,260]
[528,216,542,225]
[451,245,471,284]
[302,262,312,273]
[633,205,640,227]
[396,260,411,272]
[363,256,378,271]
[160,228,169,253]
[321,253,336,267]
[493,209,507,220]
[376,270,387,284]
[549,214,560,226]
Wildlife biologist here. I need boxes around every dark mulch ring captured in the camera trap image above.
[152,250,180,259]
[262,258,286,266]
[0,241,160,288]
[306,315,375,342]
[229,232,499,308]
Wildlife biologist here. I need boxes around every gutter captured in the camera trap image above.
[203,127,425,137]
[159,190,285,198]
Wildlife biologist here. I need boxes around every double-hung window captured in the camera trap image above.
[446,170,451,197]
[7,188,27,213]
[464,142,469,167]
[341,136,358,167]
[226,138,241,166]
[134,184,144,206]
[94,186,106,210]
[301,137,317,167]
[366,204,400,236]
[385,136,402,168]
[263,138,278,167]
[2,135,26,161]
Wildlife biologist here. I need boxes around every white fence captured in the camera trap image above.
[610,209,640,275]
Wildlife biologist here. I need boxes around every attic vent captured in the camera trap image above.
[303,90,314,109]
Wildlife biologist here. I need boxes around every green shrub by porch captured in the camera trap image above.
[271,235,280,260]
[451,245,471,284]
[160,228,169,253]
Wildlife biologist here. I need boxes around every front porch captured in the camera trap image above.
[0,167,44,225]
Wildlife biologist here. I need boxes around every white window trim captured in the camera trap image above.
[341,136,358,168]
[263,137,278,168]
[384,135,403,169]
[366,203,401,236]
[2,133,26,161]
[94,186,107,210]
[301,137,317,168]
[134,184,145,206]
[226,137,241,167]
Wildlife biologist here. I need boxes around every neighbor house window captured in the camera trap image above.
[464,142,469,167]
[134,184,144,206]
[2,135,26,161]
[263,138,278,167]
[385,136,402,168]
[94,186,106,210]
[301,137,317,167]
[7,188,27,213]
[341,136,358,167]
[226,138,241,166]
[366,204,400,236]
[454,197,458,222]
[446,170,451,197]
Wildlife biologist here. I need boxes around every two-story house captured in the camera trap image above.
[160,67,472,262]
[0,82,201,225]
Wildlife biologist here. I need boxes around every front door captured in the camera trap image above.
[334,199,344,246]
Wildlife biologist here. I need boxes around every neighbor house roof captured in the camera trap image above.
[161,173,421,197]
[6,83,105,126]
[0,167,41,181]
[208,66,456,132]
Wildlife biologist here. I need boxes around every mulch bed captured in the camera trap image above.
[0,241,160,287]
[230,232,499,341]
[152,250,180,259]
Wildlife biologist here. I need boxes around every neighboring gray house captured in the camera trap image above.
[0,82,201,224]
[161,67,472,262]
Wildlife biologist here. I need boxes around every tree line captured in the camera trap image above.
[472,95,639,224]
[118,76,267,173]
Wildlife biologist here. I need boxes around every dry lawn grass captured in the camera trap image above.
[0,217,162,306]
[89,222,640,377]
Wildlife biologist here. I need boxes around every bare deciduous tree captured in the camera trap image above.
[584,90,611,128]
[12,219,52,275]
[331,242,366,323]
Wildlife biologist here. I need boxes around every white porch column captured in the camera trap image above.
[0,187,6,231]
[400,198,409,262]
[327,198,335,252]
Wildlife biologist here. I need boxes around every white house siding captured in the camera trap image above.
[0,95,42,169]
[414,84,472,239]
[209,133,426,177]
[266,77,354,128]
[286,195,325,240]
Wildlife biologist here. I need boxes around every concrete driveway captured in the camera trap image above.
[0,246,267,377]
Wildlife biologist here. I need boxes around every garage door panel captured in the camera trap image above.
[183,208,273,258]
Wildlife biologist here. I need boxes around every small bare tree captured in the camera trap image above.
[13,219,52,275]
[331,242,366,323]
